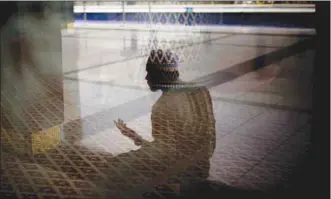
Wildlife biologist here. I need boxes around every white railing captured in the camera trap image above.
[74,4,315,13]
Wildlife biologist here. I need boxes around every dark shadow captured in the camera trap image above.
[310,2,330,199]
[176,181,267,199]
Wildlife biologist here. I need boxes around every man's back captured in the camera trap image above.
[151,86,216,181]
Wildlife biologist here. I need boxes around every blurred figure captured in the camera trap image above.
[1,2,63,132]
[110,49,216,197]
[1,2,61,76]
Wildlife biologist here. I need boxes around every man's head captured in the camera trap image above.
[145,49,180,91]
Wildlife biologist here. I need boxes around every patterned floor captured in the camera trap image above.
[1,29,313,199]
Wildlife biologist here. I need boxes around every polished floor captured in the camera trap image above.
[1,26,313,199]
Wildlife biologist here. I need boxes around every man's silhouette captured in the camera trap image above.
[111,49,216,197]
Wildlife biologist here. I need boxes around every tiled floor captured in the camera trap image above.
[1,26,313,199]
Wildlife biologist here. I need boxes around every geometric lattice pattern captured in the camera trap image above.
[134,6,209,81]
[1,15,313,199]
[1,84,217,199]
[0,83,312,199]
[134,12,210,26]
[0,99,311,199]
